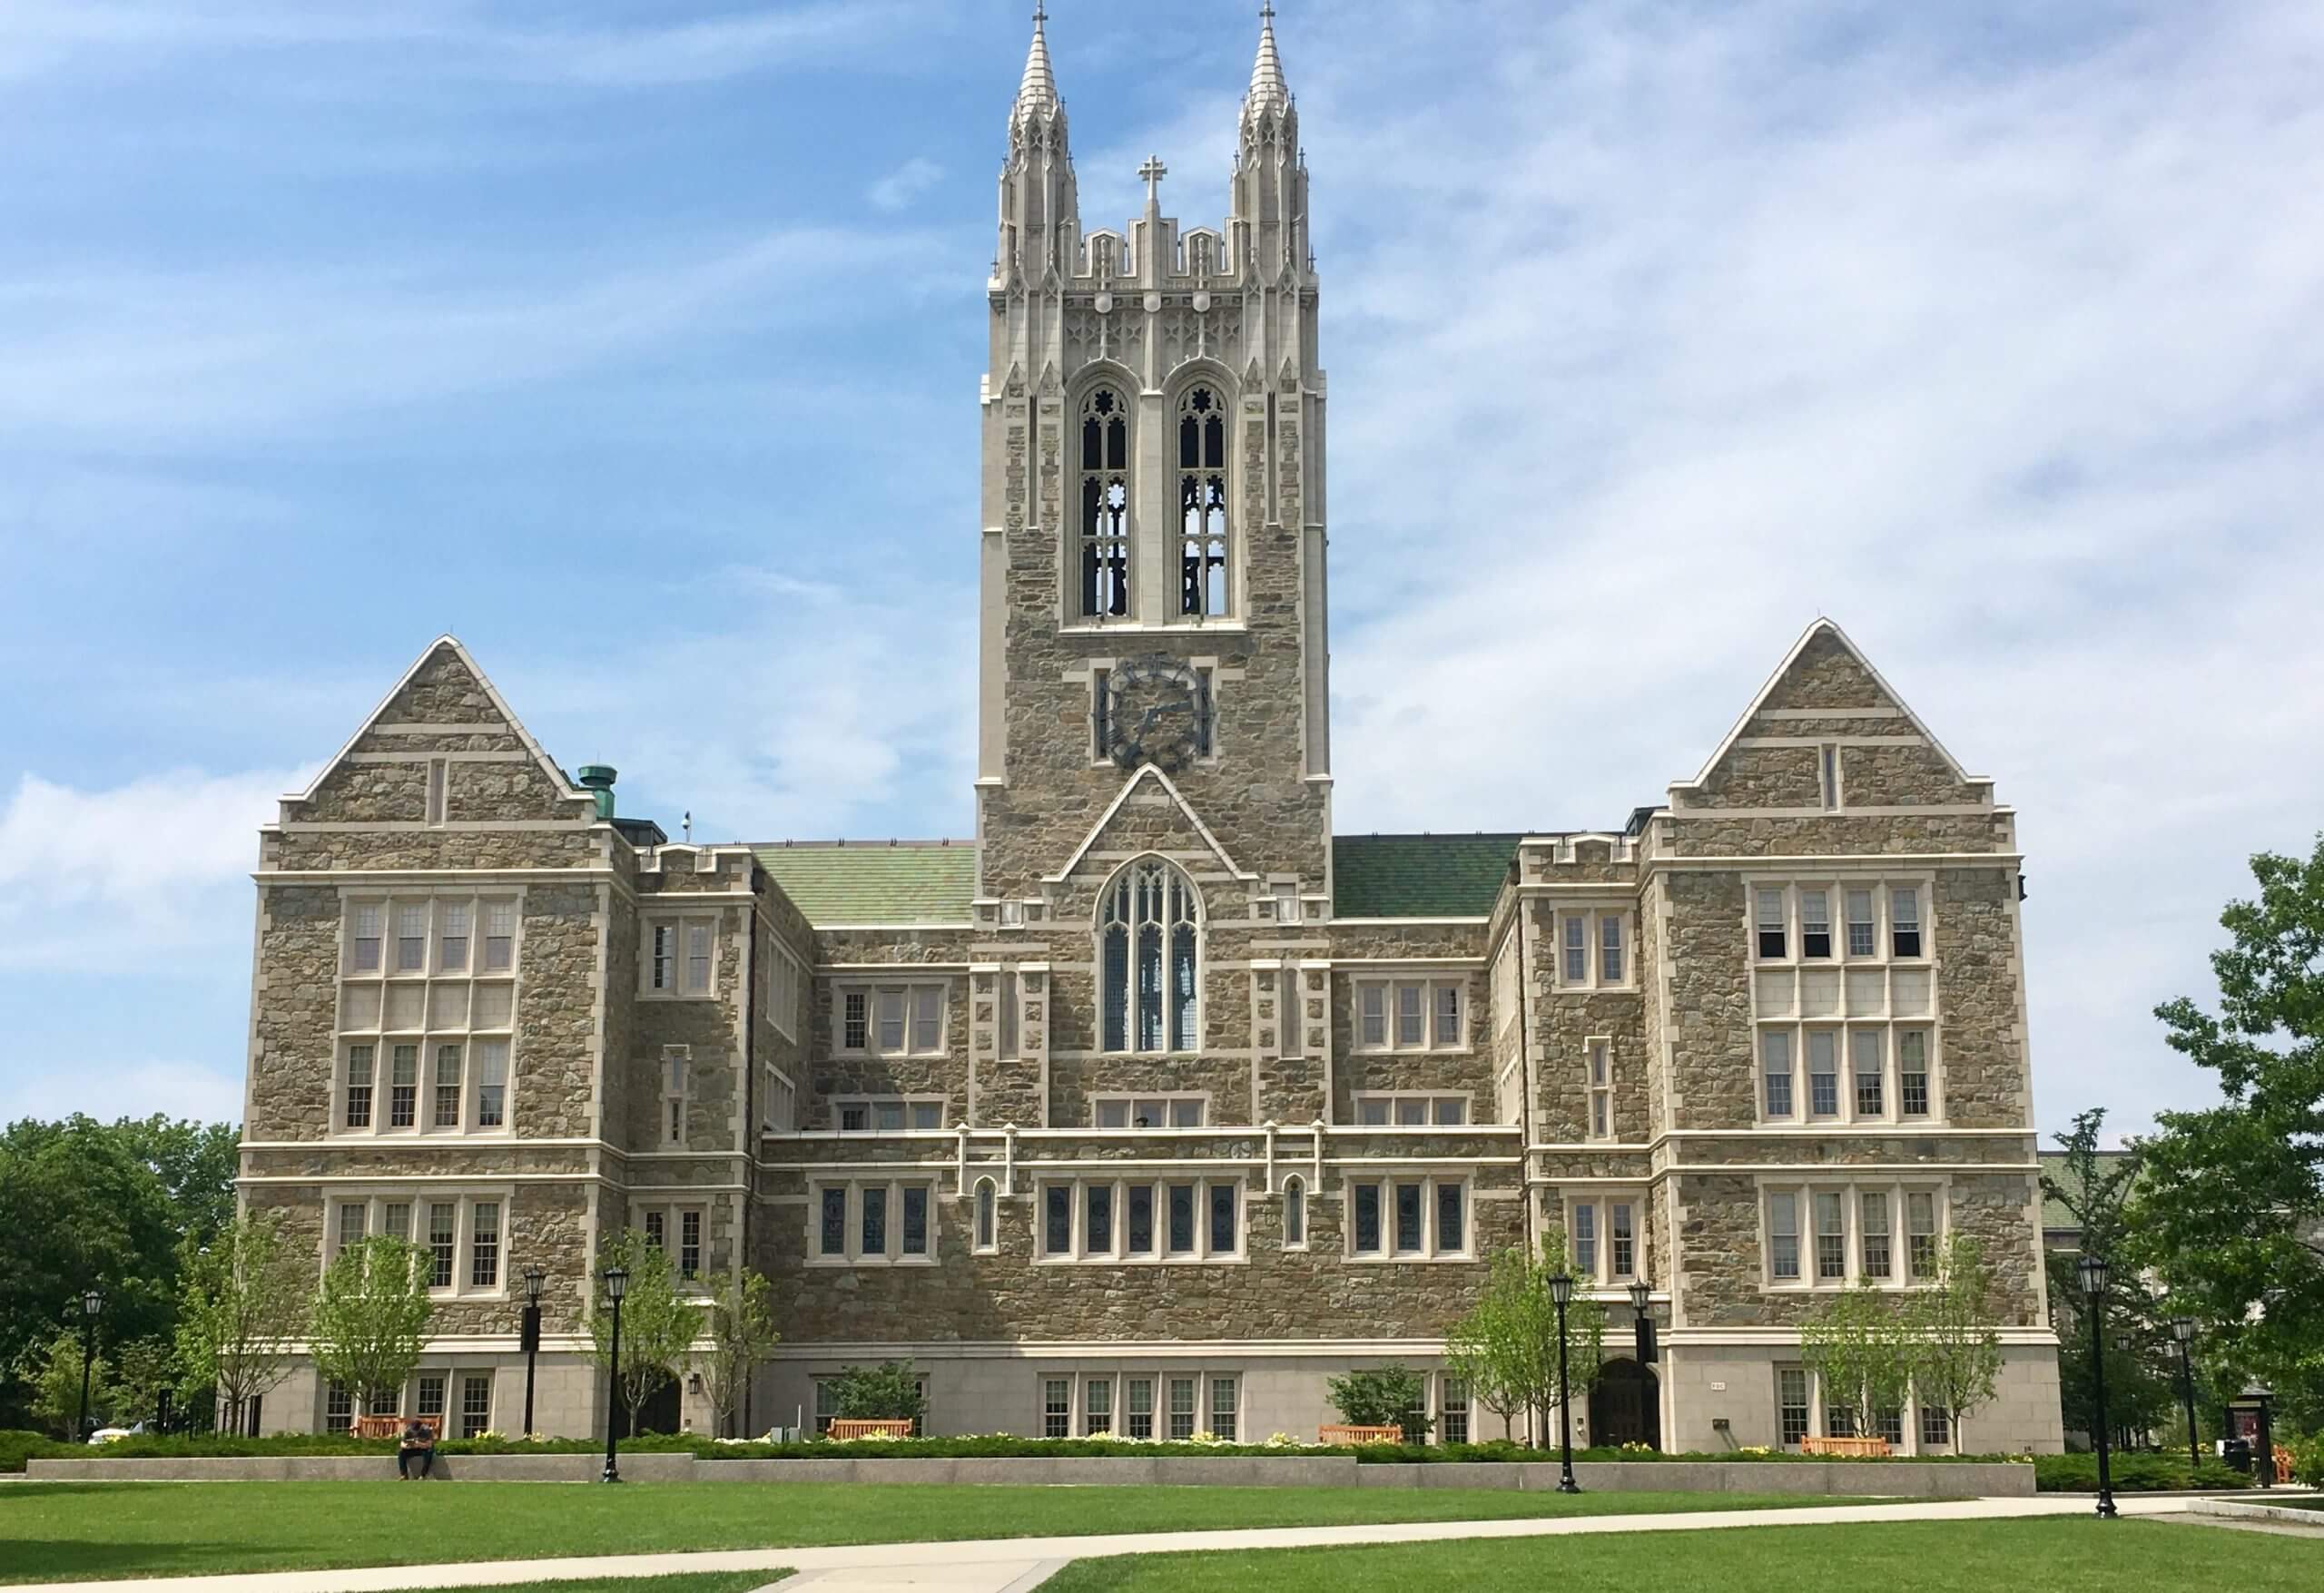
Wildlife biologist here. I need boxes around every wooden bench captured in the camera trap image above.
[828,1419,916,1441]
[353,1415,440,1441]
[1320,1424,1406,1445]
[1800,1435,1892,1457]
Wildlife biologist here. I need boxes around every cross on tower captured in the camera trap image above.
[1138,154,1168,211]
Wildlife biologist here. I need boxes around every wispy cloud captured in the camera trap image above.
[869,157,946,212]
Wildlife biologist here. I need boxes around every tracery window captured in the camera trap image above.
[1099,859,1199,1054]
[1079,387,1130,618]
[1177,385,1230,617]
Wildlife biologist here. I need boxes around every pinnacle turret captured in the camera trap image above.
[1012,5,1060,133]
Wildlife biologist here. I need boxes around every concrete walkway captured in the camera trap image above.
[10,1494,2195,1593]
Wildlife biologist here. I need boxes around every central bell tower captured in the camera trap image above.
[975,5,1333,907]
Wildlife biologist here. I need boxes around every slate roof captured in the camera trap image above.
[753,842,978,927]
[1332,834,1522,919]
[2036,1148,2136,1240]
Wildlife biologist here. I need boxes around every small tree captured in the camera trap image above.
[174,1214,307,1437]
[1800,1284,1911,1439]
[1447,1249,1531,1441]
[1908,1234,2005,1450]
[23,1327,111,1438]
[828,1361,927,1427]
[696,1268,781,1439]
[1533,1232,1606,1444]
[1324,1364,1431,1440]
[586,1230,702,1437]
[309,1236,433,1417]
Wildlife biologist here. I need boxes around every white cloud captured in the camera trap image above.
[0,1057,244,1127]
[869,157,946,212]
[0,767,303,968]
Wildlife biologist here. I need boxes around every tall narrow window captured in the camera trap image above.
[1907,1192,1939,1278]
[1600,916,1625,983]
[475,1041,508,1128]
[389,1046,419,1127]
[1778,1367,1810,1445]
[1846,890,1876,957]
[483,901,515,971]
[973,1179,997,1253]
[1587,1041,1613,1139]
[1898,1030,1931,1116]
[1079,387,1130,618]
[1100,860,1199,1054]
[1768,1194,1799,1281]
[397,905,427,971]
[1572,1203,1598,1276]
[439,903,469,970]
[685,921,713,994]
[1807,1032,1838,1116]
[1800,890,1832,959]
[1283,1176,1305,1247]
[1762,1031,1794,1117]
[1756,888,1787,959]
[426,759,448,825]
[1177,385,1230,617]
[1085,1379,1113,1436]
[1891,889,1924,958]
[1281,969,1307,1058]
[428,1202,456,1288]
[1860,1192,1892,1279]
[1852,1030,1885,1116]
[1359,985,1386,1047]
[1563,916,1587,982]
[1610,1202,1636,1277]
[999,969,1020,1060]
[344,1046,375,1128]
[1814,1192,1847,1279]
[433,1045,462,1128]
[1820,744,1840,809]
[470,1201,499,1288]
[350,904,382,972]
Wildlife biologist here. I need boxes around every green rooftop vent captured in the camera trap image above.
[576,764,618,819]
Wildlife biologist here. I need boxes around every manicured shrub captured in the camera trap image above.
[2032,1451,2249,1492]
[0,1430,74,1473]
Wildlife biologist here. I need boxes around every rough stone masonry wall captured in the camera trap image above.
[803,929,977,1126]
[628,857,754,1155]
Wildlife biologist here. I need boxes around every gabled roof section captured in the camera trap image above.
[280,635,585,821]
[1334,834,1521,919]
[1677,618,1977,792]
[753,841,977,928]
[1046,764,1252,885]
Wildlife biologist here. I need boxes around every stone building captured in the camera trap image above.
[237,10,2063,1453]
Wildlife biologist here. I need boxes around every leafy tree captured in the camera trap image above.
[2134,837,2324,1431]
[1446,1249,1531,1441]
[1324,1364,1432,1439]
[309,1236,433,1415]
[1907,1234,2005,1450]
[827,1361,926,1426]
[695,1268,780,1439]
[113,1117,241,1246]
[2043,1107,2178,1445]
[586,1230,702,1437]
[175,1214,308,1437]
[1800,1285,1911,1439]
[21,1327,110,1439]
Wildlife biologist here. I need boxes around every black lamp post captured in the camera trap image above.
[2077,1253,2116,1519]
[600,1265,628,1483]
[1628,1279,1657,1450]
[2169,1316,2200,1479]
[1549,1272,1580,1493]
[521,1265,547,1440]
[75,1290,103,1441]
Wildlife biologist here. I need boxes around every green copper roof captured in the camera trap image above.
[753,842,977,926]
[1333,834,1521,919]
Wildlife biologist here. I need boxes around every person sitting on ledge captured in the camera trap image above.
[396,1417,437,1480]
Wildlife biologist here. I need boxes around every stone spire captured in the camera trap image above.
[1244,3,1291,123]
[1012,5,1060,133]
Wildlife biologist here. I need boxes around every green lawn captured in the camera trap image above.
[0,1481,1845,1583]
[1041,1518,2324,1593]
[383,1581,783,1593]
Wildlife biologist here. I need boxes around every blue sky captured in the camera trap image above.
[2,0,2319,1141]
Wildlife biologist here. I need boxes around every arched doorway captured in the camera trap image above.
[1590,1358,1661,1450]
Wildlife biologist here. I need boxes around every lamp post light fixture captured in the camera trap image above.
[1549,1271,1580,1494]
[1627,1279,1657,1450]
[75,1290,103,1441]
[521,1265,547,1440]
[2169,1316,2200,1479]
[600,1265,629,1483]
[2077,1253,2117,1519]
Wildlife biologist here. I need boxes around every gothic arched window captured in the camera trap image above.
[1079,386,1130,618]
[1283,1176,1306,1248]
[973,1177,998,1253]
[1099,859,1199,1053]
[1177,385,1230,618]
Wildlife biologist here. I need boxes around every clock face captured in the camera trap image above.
[1104,656,1208,774]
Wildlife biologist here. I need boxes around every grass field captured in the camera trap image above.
[1039,1518,2324,1592]
[0,1480,1847,1583]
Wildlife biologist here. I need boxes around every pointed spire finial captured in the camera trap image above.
[1013,4,1060,132]
[1246,3,1290,118]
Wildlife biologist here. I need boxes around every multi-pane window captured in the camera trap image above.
[1094,1095,1206,1128]
[475,1041,508,1127]
[1778,1367,1811,1447]
[1754,882,1929,964]
[1347,1178,1470,1260]
[1764,1183,1945,1290]
[1920,1404,1952,1448]
[639,1204,710,1282]
[764,942,803,1040]
[1846,890,1876,957]
[327,1194,506,1295]
[1354,1093,1468,1126]
[460,1373,492,1440]
[1209,1375,1239,1441]
[1084,1378,1113,1436]
[339,895,517,1137]
[1899,1031,1931,1116]
[484,903,514,970]
[1586,1041,1613,1139]
[1100,861,1199,1054]
[428,1202,457,1289]
[1127,1378,1157,1440]
[1078,385,1131,618]
[337,1202,368,1252]
[416,1373,446,1421]
[834,983,950,1057]
[1354,979,1465,1052]
[1761,1033,1792,1117]
[1039,1178,1245,1262]
[469,1201,499,1289]
[1757,889,1787,959]
[1168,1377,1198,1441]
[1568,1196,1641,1284]
[1560,913,1631,988]
[1852,1031,1885,1116]
[325,1382,354,1433]
[1800,890,1832,959]
[644,916,715,997]
[1807,1033,1838,1116]
[662,1055,687,1146]
[1442,1378,1471,1444]
[1045,1378,1073,1439]
[809,1181,939,1264]
[1891,889,1923,958]
[1177,385,1231,618]
[344,1046,375,1128]
[836,1096,949,1132]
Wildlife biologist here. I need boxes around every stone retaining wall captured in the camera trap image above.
[29,1453,2031,1495]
